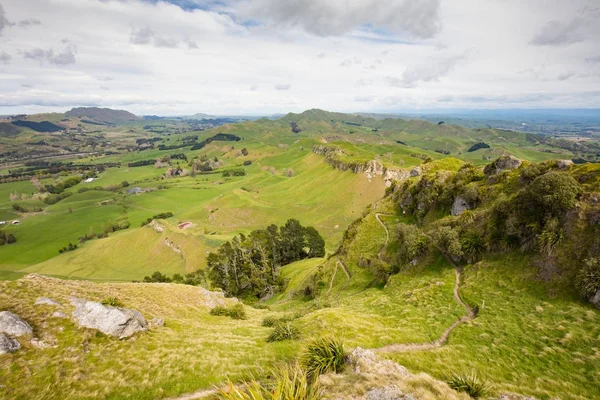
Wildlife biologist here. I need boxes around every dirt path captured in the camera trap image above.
[375,213,392,261]
[165,389,218,400]
[373,213,477,353]
[326,262,338,295]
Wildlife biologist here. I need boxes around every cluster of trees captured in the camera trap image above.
[468,142,490,152]
[44,192,73,205]
[190,133,241,151]
[12,204,42,213]
[0,231,16,246]
[78,216,130,243]
[141,270,206,286]
[58,242,78,254]
[208,219,326,298]
[140,212,174,227]
[44,176,82,194]
[222,168,246,177]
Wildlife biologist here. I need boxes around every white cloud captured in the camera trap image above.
[0,0,598,115]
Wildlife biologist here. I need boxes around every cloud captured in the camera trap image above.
[238,0,441,38]
[0,51,11,64]
[23,44,77,66]
[18,18,41,27]
[274,83,291,91]
[339,57,361,67]
[530,18,586,46]
[387,54,464,88]
[249,85,258,91]
[130,26,192,48]
[0,3,10,35]
[130,27,156,45]
[587,56,600,63]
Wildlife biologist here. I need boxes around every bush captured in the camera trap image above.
[447,372,490,398]
[217,363,319,400]
[267,322,301,342]
[302,337,345,379]
[576,258,600,299]
[101,297,124,307]
[222,168,246,177]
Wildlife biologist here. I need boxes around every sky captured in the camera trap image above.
[0,0,599,115]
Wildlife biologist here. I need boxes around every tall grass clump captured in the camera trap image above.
[576,258,600,299]
[101,297,123,307]
[302,337,346,379]
[217,363,320,400]
[447,371,490,398]
[262,314,299,327]
[210,304,247,320]
[267,322,300,342]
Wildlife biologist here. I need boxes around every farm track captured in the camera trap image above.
[373,212,477,353]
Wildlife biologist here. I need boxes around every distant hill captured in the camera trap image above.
[66,107,140,124]
[11,120,64,133]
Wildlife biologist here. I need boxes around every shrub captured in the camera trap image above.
[101,297,124,307]
[267,322,301,342]
[447,372,490,398]
[302,337,345,379]
[576,258,600,299]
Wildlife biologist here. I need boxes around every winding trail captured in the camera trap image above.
[375,213,392,261]
[372,212,477,353]
[326,260,351,295]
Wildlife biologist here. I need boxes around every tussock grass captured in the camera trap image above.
[101,297,124,307]
[302,337,345,379]
[210,303,247,320]
[267,322,301,342]
[217,363,320,400]
[447,372,490,398]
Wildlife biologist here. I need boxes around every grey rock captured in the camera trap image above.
[198,287,237,309]
[35,297,62,307]
[451,196,470,216]
[484,155,522,175]
[348,347,410,377]
[556,160,574,170]
[0,333,20,355]
[591,289,600,309]
[410,166,422,177]
[0,311,33,337]
[70,298,147,339]
[149,317,165,328]
[365,386,415,400]
[52,311,68,319]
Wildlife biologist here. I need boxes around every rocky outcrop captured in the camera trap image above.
[313,145,410,185]
[591,289,600,309]
[556,160,574,170]
[198,287,237,309]
[484,155,522,175]
[70,298,147,339]
[0,333,20,354]
[410,166,422,177]
[35,297,62,307]
[451,196,470,216]
[348,347,410,377]
[366,387,415,400]
[0,311,33,337]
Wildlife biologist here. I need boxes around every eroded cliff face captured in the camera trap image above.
[312,145,409,186]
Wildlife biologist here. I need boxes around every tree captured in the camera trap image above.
[519,171,580,221]
[393,223,428,269]
[304,226,325,258]
[431,226,463,261]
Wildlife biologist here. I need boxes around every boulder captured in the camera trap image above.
[198,287,237,309]
[451,196,470,216]
[590,289,600,309]
[0,333,20,355]
[365,386,415,400]
[484,155,522,175]
[35,297,62,307]
[348,347,410,378]
[410,166,422,177]
[70,298,147,339]
[149,317,165,328]
[0,311,33,337]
